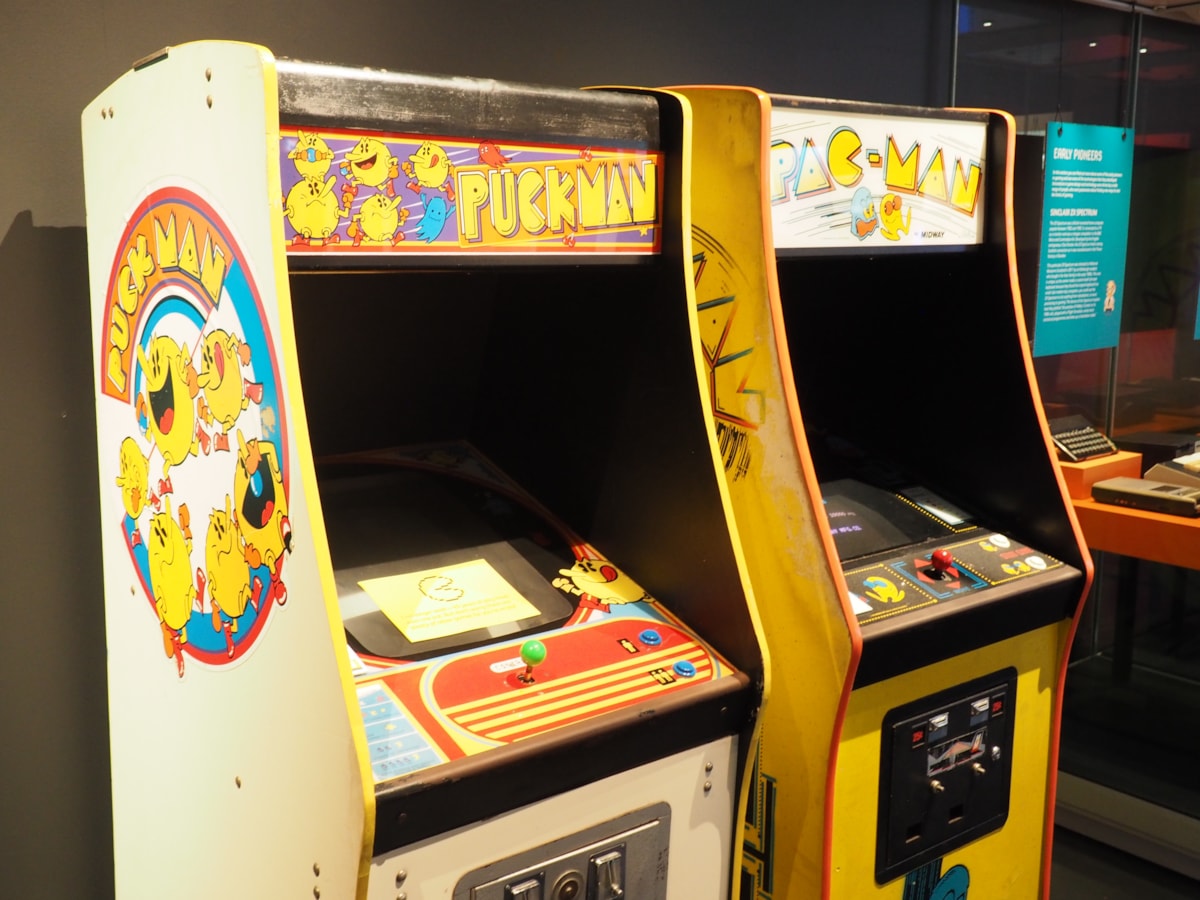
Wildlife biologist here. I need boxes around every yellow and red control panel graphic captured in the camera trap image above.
[355,615,728,782]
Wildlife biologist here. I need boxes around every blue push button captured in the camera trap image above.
[639,629,662,646]
[673,660,697,678]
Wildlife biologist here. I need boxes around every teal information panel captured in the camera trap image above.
[1033,123,1134,358]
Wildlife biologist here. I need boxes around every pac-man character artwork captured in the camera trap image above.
[99,188,289,677]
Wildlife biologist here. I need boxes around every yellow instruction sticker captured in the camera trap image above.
[359,559,539,643]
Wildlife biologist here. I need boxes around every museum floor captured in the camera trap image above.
[1050,827,1198,899]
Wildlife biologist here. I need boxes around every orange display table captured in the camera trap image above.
[1062,451,1200,570]
[1071,497,1200,570]
[1064,452,1198,683]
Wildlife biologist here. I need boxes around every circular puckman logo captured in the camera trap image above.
[101,188,290,677]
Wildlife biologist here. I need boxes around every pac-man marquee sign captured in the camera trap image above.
[280,127,662,255]
[770,104,988,250]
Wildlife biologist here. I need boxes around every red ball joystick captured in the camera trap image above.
[930,548,954,578]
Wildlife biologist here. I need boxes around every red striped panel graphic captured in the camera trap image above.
[430,619,719,744]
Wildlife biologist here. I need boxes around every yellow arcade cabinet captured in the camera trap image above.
[82,42,764,900]
[671,86,1092,899]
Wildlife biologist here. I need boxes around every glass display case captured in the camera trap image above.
[957,0,1200,879]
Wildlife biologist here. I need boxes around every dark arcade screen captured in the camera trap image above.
[821,479,966,563]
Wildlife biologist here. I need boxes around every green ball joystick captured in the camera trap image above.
[518,639,546,684]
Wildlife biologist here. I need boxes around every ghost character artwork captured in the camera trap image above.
[98,188,289,676]
[416,192,456,243]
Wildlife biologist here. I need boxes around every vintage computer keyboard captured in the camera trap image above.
[1049,415,1118,463]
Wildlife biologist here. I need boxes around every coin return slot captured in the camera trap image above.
[905,823,922,844]
[455,805,668,900]
[948,804,964,824]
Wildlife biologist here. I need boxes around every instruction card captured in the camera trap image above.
[359,559,539,643]
[1033,122,1134,357]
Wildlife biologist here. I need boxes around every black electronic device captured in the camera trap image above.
[1048,415,1118,463]
[1113,430,1200,469]
[1091,476,1200,517]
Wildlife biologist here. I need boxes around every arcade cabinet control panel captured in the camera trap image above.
[824,480,1069,634]
[319,442,743,784]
